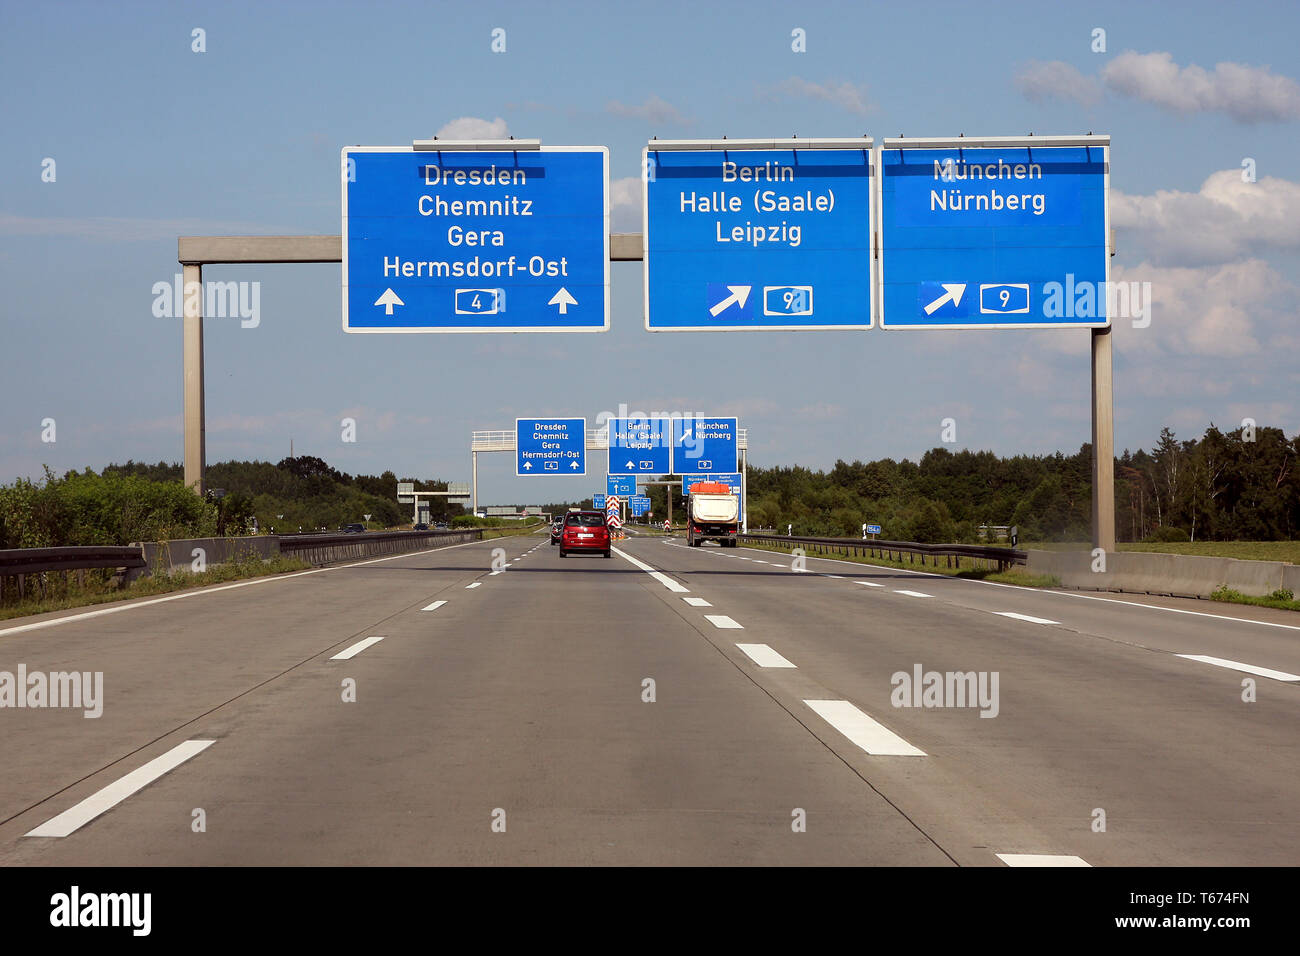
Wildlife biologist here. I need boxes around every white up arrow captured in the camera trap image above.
[922,283,966,315]
[374,288,404,315]
[569,460,580,469]
[709,285,752,317]
[548,288,578,314]
[522,461,533,470]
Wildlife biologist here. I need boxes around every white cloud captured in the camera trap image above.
[606,95,691,126]
[1013,60,1101,106]
[770,77,872,116]
[1112,258,1294,357]
[1113,169,1300,266]
[433,116,510,140]
[1102,51,1300,122]
[610,176,642,232]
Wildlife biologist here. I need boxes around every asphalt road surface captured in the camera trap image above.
[1,529,1296,866]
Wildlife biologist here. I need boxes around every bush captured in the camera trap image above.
[1268,588,1295,602]
[1144,525,1190,543]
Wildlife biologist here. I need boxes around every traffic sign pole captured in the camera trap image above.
[1092,326,1116,552]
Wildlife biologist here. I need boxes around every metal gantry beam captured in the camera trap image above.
[177,232,1114,547]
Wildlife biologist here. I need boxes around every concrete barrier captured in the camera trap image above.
[127,536,280,581]
[1026,549,1294,599]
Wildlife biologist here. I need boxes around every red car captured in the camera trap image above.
[559,511,611,558]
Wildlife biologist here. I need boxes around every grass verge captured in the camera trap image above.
[0,554,312,623]
[1210,585,1300,613]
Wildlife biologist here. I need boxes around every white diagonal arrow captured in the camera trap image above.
[923,283,966,316]
[548,287,578,314]
[709,285,752,317]
[374,288,404,315]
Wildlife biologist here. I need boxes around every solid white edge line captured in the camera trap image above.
[736,643,796,668]
[994,611,1059,625]
[1176,654,1300,682]
[803,699,926,756]
[330,635,385,660]
[996,853,1091,867]
[421,600,448,611]
[25,740,216,838]
[0,535,496,638]
[738,545,1300,632]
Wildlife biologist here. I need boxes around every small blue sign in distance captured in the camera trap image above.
[592,494,606,509]
[644,143,873,330]
[672,417,738,474]
[867,524,882,535]
[343,146,609,332]
[879,138,1109,329]
[607,475,636,496]
[607,416,673,475]
[515,418,585,476]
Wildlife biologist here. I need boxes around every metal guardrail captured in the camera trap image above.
[0,546,147,603]
[0,545,146,576]
[738,533,1028,572]
[278,528,484,564]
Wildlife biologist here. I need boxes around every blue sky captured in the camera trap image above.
[2,0,1298,504]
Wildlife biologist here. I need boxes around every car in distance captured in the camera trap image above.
[550,520,563,545]
[413,523,430,531]
[558,511,611,558]
[340,523,366,534]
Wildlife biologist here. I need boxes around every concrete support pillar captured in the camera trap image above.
[741,447,748,534]
[472,451,478,515]
[1091,326,1116,552]
[183,263,205,494]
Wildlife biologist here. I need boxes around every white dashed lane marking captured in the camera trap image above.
[996,854,1091,867]
[994,611,1058,625]
[704,615,743,629]
[803,700,926,756]
[736,643,796,668]
[421,600,448,611]
[330,636,385,660]
[855,581,885,588]
[26,739,217,838]
[682,597,712,607]
[1176,655,1300,682]
[465,582,481,589]
[894,590,933,598]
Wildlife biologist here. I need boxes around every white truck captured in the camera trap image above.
[686,481,740,548]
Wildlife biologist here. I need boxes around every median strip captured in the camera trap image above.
[26,740,216,838]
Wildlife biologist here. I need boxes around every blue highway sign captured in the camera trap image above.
[607,417,672,475]
[516,418,585,476]
[607,475,636,496]
[343,146,609,332]
[867,523,882,535]
[592,494,606,510]
[879,137,1109,329]
[672,417,738,474]
[644,142,873,330]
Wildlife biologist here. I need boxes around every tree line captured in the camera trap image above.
[2,423,1295,548]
